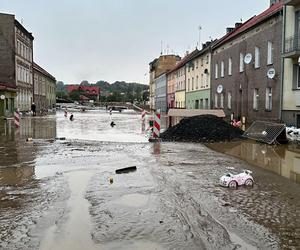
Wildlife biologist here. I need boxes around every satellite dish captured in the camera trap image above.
[244,53,252,64]
[267,68,276,79]
[217,85,223,94]
[0,95,5,100]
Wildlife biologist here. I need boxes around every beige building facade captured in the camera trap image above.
[33,63,56,112]
[149,55,180,111]
[282,0,300,127]
[14,20,34,112]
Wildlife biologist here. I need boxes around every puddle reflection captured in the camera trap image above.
[209,140,300,184]
[0,117,57,186]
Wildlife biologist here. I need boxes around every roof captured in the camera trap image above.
[213,2,283,49]
[168,49,200,73]
[33,62,56,81]
[168,109,225,118]
[66,85,100,95]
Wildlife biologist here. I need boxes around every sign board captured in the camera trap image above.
[0,95,5,100]
[267,68,276,79]
[244,53,252,64]
[217,85,223,94]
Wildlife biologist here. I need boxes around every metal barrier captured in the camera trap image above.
[243,121,287,145]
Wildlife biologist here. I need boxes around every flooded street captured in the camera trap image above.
[1,110,300,249]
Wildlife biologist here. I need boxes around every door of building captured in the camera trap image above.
[297,114,300,128]
[238,90,243,120]
[0,100,4,117]
[195,100,199,109]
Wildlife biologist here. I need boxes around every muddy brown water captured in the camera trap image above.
[0,111,300,249]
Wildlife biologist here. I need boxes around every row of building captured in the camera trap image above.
[0,13,56,118]
[149,0,300,127]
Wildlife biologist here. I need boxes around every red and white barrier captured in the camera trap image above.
[14,109,20,128]
[153,111,161,138]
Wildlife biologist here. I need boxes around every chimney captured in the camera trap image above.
[235,22,242,28]
[226,27,234,34]
[270,0,282,6]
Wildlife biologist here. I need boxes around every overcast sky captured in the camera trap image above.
[0,0,269,85]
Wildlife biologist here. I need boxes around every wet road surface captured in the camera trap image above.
[1,110,300,250]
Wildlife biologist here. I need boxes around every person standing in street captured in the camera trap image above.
[31,102,36,116]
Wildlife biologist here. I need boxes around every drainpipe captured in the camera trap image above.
[279,6,286,122]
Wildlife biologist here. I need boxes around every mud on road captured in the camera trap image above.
[0,111,300,250]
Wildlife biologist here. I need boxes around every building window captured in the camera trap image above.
[196,60,198,69]
[215,63,218,79]
[297,66,300,89]
[266,87,272,110]
[240,53,244,72]
[188,79,190,91]
[253,88,259,110]
[196,76,199,89]
[214,93,218,108]
[227,91,232,109]
[267,41,274,65]
[220,93,224,108]
[201,74,204,87]
[228,57,232,76]
[206,55,209,64]
[221,61,225,78]
[205,98,209,109]
[200,99,203,109]
[255,47,260,68]
[201,58,204,66]
[192,77,194,90]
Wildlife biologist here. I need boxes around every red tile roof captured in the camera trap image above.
[66,85,100,95]
[168,49,200,73]
[213,2,283,49]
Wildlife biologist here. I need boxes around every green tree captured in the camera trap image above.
[69,89,84,101]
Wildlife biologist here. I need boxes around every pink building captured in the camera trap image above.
[167,70,177,109]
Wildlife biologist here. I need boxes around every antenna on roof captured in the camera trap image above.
[198,26,202,49]
[160,40,163,55]
[240,18,243,23]
[166,44,169,55]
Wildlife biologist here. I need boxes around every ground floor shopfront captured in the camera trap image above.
[0,88,16,118]
[186,89,210,110]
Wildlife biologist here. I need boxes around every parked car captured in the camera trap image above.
[219,170,254,188]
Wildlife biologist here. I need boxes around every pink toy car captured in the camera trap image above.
[219,170,254,188]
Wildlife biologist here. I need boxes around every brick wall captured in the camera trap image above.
[211,14,283,123]
[0,14,16,87]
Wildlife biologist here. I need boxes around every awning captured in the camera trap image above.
[168,109,226,118]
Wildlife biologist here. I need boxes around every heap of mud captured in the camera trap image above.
[160,115,244,143]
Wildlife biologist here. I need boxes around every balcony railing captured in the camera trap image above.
[284,34,300,55]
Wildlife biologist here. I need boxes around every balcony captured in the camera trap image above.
[283,35,300,58]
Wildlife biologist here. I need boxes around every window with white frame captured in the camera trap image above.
[267,41,274,65]
[188,79,190,91]
[240,53,244,72]
[214,93,218,108]
[265,87,272,110]
[215,63,218,79]
[255,47,260,68]
[220,93,224,108]
[253,88,259,110]
[228,57,232,76]
[227,91,232,109]
[221,61,225,77]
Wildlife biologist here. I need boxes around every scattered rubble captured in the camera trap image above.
[160,115,243,143]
